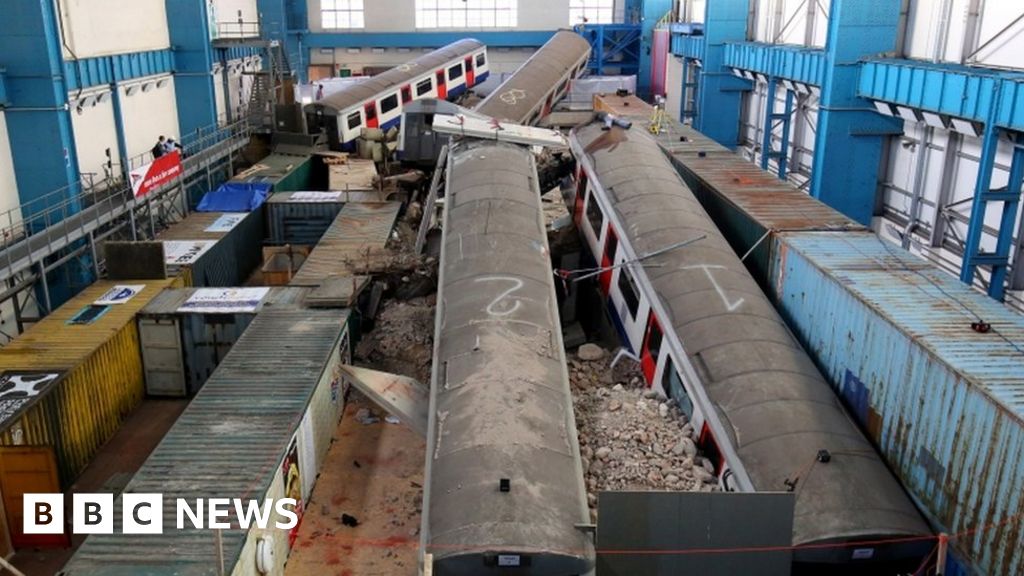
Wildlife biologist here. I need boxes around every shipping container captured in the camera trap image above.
[137,286,310,397]
[156,209,264,287]
[767,231,1024,576]
[62,308,353,576]
[265,191,346,246]
[231,151,314,193]
[0,280,179,490]
[290,202,401,287]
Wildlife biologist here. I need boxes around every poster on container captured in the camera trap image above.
[94,284,146,305]
[204,213,247,233]
[163,240,216,266]
[130,151,182,199]
[281,433,304,549]
[298,412,317,505]
[0,372,63,429]
[176,287,270,314]
[289,191,342,203]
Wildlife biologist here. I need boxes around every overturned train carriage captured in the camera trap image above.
[422,142,594,575]
[568,124,932,573]
[475,30,590,125]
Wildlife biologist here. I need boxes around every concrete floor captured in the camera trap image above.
[286,395,425,576]
[10,398,188,576]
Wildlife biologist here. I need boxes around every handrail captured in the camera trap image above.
[0,119,251,256]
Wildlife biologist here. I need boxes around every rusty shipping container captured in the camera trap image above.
[766,231,1024,576]
[156,209,264,287]
[62,307,353,575]
[137,286,310,396]
[0,279,179,486]
[289,201,401,287]
[265,191,346,246]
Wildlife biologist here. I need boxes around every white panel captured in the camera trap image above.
[0,112,22,232]
[665,56,684,122]
[70,90,121,184]
[973,0,1024,68]
[213,0,259,37]
[58,0,170,59]
[214,67,228,126]
[118,75,180,163]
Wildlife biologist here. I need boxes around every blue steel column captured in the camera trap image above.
[761,78,795,179]
[809,0,902,225]
[258,0,306,82]
[694,0,750,148]
[0,1,82,220]
[633,0,672,98]
[167,0,218,139]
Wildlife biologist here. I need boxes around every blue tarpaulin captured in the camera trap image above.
[196,182,271,212]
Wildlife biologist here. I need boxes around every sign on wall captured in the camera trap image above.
[94,284,146,305]
[204,213,247,233]
[130,151,182,199]
[163,241,216,266]
[0,372,64,431]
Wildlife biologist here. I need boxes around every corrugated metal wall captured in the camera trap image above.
[0,279,178,486]
[265,192,345,246]
[157,209,265,287]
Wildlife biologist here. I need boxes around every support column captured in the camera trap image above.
[258,0,306,83]
[0,0,81,222]
[694,0,751,148]
[167,0,218,139]
[761,78,794,179]
[809,0,903,225]
[633,0,672,98]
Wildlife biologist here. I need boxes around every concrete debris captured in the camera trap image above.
[577,343,607,361]
[356,408,380,425]
[570,351,718,522]
[385,415,402,425]
[355,295,435,384]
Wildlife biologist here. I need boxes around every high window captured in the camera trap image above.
[322,0,365,29]
[570,0,615,24]
[416,0,518,28]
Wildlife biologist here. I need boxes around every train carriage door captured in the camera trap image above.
[574,171,588,224]
[599,227,618,294]
[640,316,663,384]
[364,102,379,129]
[464,56,475,86]
[401,85,413,104]
[0,447,67,549]
[543,93,554,116]
[436,70,447,99]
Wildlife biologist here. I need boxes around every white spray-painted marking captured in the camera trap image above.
[681,265,745,312]
[499,88,528,105]
[475,276,524,317]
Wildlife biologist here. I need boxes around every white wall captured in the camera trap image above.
[749,0,827,46]
[307,0,570,32]
[0,113,19,234]
[665,55,683,122]
[117,75,180,163]
[309,45,535,75]
[70,88,121,184]
[224,57,261,124]
[57,0,170,59]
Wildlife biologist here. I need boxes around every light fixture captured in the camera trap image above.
[156,78,168,89]
[125,85,139,96]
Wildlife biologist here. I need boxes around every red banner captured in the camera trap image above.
[130,151,182,198]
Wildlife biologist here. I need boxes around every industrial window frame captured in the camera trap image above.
[415,0,518,29]
[321,0,365,29]
[416,78,433,96]
[569,0,615,25]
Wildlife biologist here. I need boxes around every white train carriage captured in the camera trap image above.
[305,39,489,149]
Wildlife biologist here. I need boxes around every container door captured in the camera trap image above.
[0,447,67,549]
[138,317,188,397]
[464,56,475,86]
[436,70,447,100]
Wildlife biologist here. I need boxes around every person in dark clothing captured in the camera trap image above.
[151,136,166,159]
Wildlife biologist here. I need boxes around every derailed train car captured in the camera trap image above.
[305,39,489,149]
[475,30,591,125]
[421,141,595,575]
[567,123,932,573]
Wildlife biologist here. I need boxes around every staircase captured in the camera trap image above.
[245,40,292,133]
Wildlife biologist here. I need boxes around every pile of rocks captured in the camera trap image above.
[355,295,436,383]
[569,344,719,520]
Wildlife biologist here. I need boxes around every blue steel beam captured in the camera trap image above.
[693,0,750,148]
[0,69,8,107]
[809,0,903,226]
[671,33,704,60]
[167,0,219,140]
[724,42,827,87]
[0,0,82,219]
[64,49,176,91]
[858,59,1024,131]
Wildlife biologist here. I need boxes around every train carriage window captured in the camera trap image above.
[401,86,412,103]
[449,64,463,80]
[662,357,694,419]
[476,53,486,67]
[381,94,399,114]
[618,266,641,318]
[416,78,433,96]
[346,111,361,130]
[585,193,603,236]
[646,320,662,360]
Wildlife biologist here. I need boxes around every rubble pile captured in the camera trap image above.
[355,296,436,384]
[569,344,718,519]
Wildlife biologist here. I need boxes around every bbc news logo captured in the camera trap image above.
[24,494,299,535]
